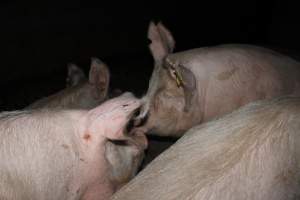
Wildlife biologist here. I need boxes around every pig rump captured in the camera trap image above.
[112,96,300,200]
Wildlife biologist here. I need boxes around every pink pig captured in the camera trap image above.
[0,93,147,200]
[135,22,300,137]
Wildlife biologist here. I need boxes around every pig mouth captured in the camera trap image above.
[113,106,148,150]
[126,106,142,133]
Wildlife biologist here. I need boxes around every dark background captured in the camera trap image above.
[0,0,299,110]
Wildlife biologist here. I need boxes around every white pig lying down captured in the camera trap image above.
[135,21,300,137]
[27,57,110,109]
[112,96,300,200]
[0,93,147,200]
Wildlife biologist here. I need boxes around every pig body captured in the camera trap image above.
[137,22,300,137]
[112,96,300,200]
[27,58,110,110]
[25,59,144,192]
[0,93,147,200]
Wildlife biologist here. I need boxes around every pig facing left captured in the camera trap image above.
[27,58,110,109]
[135,22,300,137]
[0,93,147,200]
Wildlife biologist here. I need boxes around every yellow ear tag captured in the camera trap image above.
[174,69,184,88]
[165,58,184,88]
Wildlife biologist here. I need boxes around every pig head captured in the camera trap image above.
[66,62,123,99]
[27,58,110,109]
[136,21,300,137]
[136,22,200,137]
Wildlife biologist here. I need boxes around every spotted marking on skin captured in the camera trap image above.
[76,188,80,194]
[217,67,239,80]
[83,133,91,141]
[80,158,85,162]
[61,144,69,149]
[123,104,129,107]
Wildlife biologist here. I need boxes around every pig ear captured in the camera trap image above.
[167,62,197,112]
[180,65,197,112]
[66,64,86,87]
[89,58,110,99]
[148,21,175,63]
[157,22,175,52]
